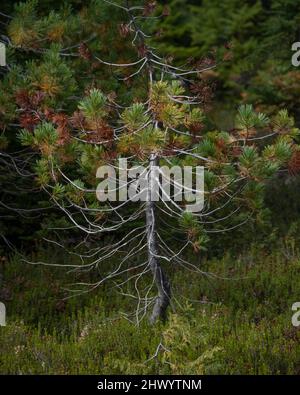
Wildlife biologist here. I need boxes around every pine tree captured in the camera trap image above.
[1,0,300,322]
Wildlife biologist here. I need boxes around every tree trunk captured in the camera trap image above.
[146,153,171,324]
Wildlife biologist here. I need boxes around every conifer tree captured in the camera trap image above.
[1,0,300,322]
[156,0,300,114]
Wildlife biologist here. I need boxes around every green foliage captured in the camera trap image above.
[155,0,300,116]
[197,139,217,158]
[52,183,65,200]
[186,107,204,125]
[179,212,209,251]
[236,105,269,130]
[34,158,51,186]
[274,139,292,163]
[179,211,199,231]
[273,110,299,136]
[1,241,300,374]
[8,0,40,47]
[159,313,222,374]
[78,89,108,121]
[136,126,165,153]
[121,103,150,132]
[26,45,76,103]
[263,139,292,169]
[204,170,218,192]
[66,179,86,204]
[18,129,34,146]
[239,146,258,168]
[19,122,58,152]
[79,144,104,173]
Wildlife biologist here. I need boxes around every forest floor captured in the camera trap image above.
[1,238,300,374]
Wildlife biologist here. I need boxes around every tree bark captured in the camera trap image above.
[146,153,171,324]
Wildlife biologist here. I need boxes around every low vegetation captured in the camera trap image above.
[1,234,300,374]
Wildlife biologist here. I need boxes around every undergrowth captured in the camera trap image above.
[1,235,300,374]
